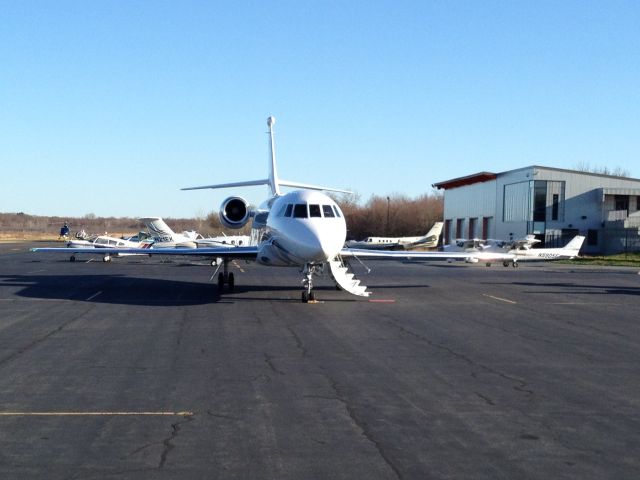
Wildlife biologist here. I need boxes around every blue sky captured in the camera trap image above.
[1,1,639,219]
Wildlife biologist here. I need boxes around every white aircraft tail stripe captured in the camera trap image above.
[328,259,371,297]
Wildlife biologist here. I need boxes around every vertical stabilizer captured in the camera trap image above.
[140,217,176,240]
[425,222,443,240]
[563,235,585,253]
[267,116,280,196]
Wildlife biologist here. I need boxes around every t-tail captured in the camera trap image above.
[181,116,352,197]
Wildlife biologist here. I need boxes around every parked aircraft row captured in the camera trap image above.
[444,234,585,265]
[64,218,250,262]
[33,117,578,302]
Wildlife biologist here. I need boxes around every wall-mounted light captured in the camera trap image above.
[581,215,587,220]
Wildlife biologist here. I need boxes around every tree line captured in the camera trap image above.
[0,191,444,240]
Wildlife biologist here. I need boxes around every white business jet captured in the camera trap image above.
[345,222,443,250]
[33,117,515,302]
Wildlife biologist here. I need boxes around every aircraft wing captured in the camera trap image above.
[340,248,516,262]
[32,245,259,260]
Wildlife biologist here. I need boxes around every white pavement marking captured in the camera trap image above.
[482,294,517,304]
[85,291,102,302]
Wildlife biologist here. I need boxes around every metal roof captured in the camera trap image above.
[432,172,497,190]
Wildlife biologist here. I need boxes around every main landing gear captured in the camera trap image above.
[503,260,519,268]
[216,259,235,292]
[301,263,322,303]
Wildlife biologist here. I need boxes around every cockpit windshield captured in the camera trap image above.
[293,204,308,218]
[322,205,335,217]
[309,204,321,217]
[281,202,341,219]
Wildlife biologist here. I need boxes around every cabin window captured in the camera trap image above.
[322,205,335,217]
[309,204,321,217]
[293,204,308,218]
[284,204,293,217]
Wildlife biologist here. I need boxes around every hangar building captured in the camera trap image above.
[433,166,640,254]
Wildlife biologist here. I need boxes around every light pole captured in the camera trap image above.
[386,196,390,236]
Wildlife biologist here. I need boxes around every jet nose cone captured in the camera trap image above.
[294,223,343,262]
[309,225,343,261]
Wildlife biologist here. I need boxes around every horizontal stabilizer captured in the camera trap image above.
[181,179,270,191]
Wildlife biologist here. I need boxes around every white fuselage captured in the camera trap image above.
[255,189,347,267]
[508,246,579,260]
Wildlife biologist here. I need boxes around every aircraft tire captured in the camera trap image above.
[70,255,76,262]
[228,272,235,291]
[512,262,519,268]
[301,291,309,303]
[503,261,509,267]
[309,291,315,302]
[217,272,224,291]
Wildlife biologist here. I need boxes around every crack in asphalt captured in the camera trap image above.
[263,352,285,375]
[0,305,93,368]
[158,414,194,469]
[285,324,308,357]
[322,371,403,480]
[384,317,535,397]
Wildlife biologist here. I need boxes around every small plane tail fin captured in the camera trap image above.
[563,235,585,254]
[425,222,443,241]
[140,217,176,240]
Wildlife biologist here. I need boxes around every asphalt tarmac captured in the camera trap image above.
[1,242,639,479]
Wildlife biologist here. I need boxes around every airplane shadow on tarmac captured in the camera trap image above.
[1,271,434,306]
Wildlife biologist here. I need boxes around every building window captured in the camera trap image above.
[533,181,547,222]
[615,195,629,212]
[552,194,559,221]
[468,218,477,239]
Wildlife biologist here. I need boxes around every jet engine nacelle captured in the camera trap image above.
[219,196,252,229]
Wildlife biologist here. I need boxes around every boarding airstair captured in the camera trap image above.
[328,257,371,297]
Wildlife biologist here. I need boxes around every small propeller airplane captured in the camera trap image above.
[64,234,153,262]
[507,235,585,261]
[33,117,516,302]
[444,234,585,264]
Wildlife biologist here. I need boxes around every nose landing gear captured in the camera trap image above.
[301,263,322,303]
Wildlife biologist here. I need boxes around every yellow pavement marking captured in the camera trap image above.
[232,260,245,273]
[0,411,194,416]
[483,294,517,304]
